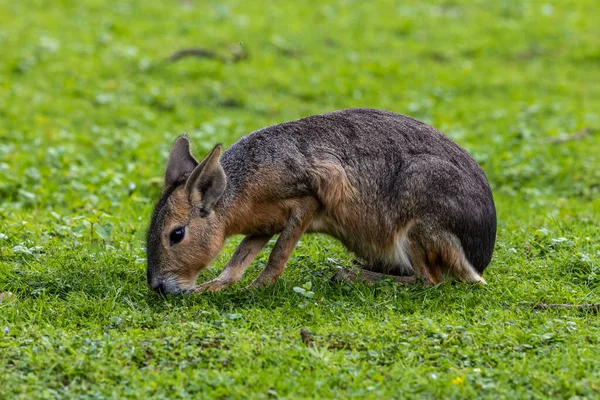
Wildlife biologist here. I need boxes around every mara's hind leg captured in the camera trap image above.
[331,260,416,285]
[408,226,486,286]
[331,266,416,285]
[351,259,414,276]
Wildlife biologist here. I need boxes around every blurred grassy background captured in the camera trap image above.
[1,0,599,398]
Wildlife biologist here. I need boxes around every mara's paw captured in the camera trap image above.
[244,276,278,291]
[244,281,268,291]
[189,279,231,293]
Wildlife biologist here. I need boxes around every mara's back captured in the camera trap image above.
[221,108,496,273]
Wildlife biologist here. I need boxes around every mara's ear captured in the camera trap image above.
[185,144,226,215]
[165,136,199,187]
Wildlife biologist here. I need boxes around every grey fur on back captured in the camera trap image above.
[217,108,496,273]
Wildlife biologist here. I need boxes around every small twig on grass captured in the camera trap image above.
[168,48,225,62]
[167,44,249,64]
[521,302,600,312]
[300,329,314,347]
[549,128,596,144]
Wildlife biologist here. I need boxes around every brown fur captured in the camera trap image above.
[147,109,496,295]
[407,226,485,286]
[248,196,320,288]
[310,157,357,211]
[163,199,225,289]
[309,200,399,269]
[190,235,272,292]
[223,166,292,236]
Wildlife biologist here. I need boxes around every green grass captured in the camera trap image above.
[1,0,600,398]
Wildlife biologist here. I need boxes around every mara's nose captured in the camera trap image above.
[152,282,167,294]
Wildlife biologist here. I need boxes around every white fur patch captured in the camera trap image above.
[378,229,414,274]
[309,216,328,233]
[455,257,486,284]
[393,229,414,271]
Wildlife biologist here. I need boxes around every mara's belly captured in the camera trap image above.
[308,215,414,273]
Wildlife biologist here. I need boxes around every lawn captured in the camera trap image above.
[1,0,600,398]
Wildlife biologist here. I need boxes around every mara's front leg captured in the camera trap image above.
[247,199,320,289]
[190,234,272,292]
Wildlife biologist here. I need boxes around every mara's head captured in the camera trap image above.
[146,137,227,295]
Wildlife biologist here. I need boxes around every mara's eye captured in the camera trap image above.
[169,227,185,245]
